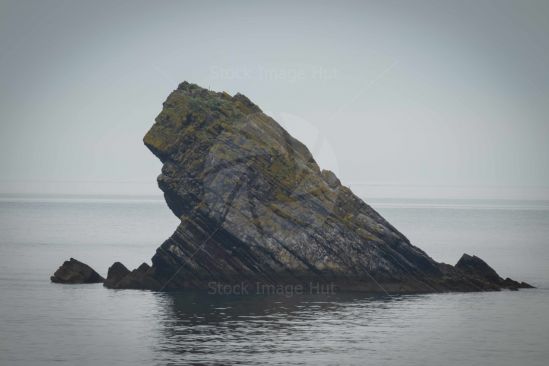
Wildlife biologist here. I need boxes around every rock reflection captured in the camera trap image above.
[150,291,423,365]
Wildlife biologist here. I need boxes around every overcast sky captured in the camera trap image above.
[1,0,548,199]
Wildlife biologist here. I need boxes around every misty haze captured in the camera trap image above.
[1,1,548,366]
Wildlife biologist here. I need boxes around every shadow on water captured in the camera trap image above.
[156,290,421,323]
[148,290,428,365]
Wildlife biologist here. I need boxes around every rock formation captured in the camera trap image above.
[101,82,531,293]
[455,254,533,291]
[104,262,162,289]
[51,258,104,284]
[103,262,131,288]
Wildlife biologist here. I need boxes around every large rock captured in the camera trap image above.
[51,258,104,284]
[105,82,532,293]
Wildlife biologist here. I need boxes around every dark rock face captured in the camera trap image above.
[51,258,104,284]
[455,254,533,291]
[103,262,131,288]
[105,82,532,293]
[104,262,163,289]
[455,254,501,282]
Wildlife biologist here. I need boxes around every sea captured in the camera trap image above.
[0,196,548,365]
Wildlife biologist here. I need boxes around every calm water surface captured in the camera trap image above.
[0,197,548,365]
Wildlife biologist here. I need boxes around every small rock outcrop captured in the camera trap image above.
[101,82,532,293]
[103,262,131,288]
[51,258,104,284]
[455,254,502,282]
[104,262,162,289]
[455,254,533,290]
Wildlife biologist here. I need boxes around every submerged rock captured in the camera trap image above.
[104,82,531,293]
[51,258,104,284]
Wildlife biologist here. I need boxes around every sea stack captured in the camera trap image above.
[102,82,531,293]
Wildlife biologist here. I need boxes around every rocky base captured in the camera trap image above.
[51,254,533,293]
[100,253,532,293]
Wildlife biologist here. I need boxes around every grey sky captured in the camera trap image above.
[1,0,548,199]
